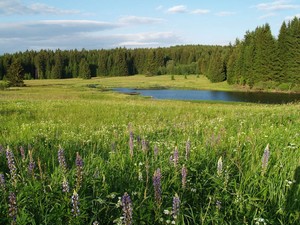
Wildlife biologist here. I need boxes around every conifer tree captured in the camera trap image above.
[79,58,91,79]
[6,59,24,87]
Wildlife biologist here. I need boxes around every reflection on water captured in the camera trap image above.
[114,88,300,104]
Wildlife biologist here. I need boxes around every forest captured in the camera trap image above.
[0,17,299,90]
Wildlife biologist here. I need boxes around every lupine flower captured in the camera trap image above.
[154,144,159,157]
[71,190,80,217]
[58,146,67,173]
[28,150,35,177]
[75,152,83,191]
[62,177,70,193]
[217,156,223,176]
[6,148,17,186]
[172,194,180,221]
[142,139,148,152]
[19,146,26,161]
[8,192,17,224]
[129,131,134,158]
[173,147,179,167]
[153,168,162,205]
[185,139,191,160]
[181,165,187,189]
[216,200,222,210]
[262,144,270,174]
[122,192,133,225]
[0,173,5,189]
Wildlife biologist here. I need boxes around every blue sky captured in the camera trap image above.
[0,0,299,54]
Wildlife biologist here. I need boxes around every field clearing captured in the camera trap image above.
[0,76,299,224]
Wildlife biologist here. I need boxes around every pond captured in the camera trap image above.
[114,88,300,104]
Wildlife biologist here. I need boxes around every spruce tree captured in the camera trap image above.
[6,59,25,87]
[79,58,91,79]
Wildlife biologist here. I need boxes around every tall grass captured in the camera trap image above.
[0,79,299,224]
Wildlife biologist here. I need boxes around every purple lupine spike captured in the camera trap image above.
[154,144,159,157]
[217,157,223,176]
[129,132,134,158]
[262,144,270,174]
[62,177,70,193]
[185,139,191,160]
[142,139,148,152]
[28,150,35,177]
[19,146,25,161]
[153,168,162,205]
[75,152,83,191]
[173,147,179,167]
[58,146,67,173]
[172,194,180,221]
[181,165,187,189]
[6,148,17,186]
[71,190,80,217]
[122,192,133,225]
[0,173,5,189]
[8,192,17,224]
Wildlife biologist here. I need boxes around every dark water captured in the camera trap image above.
[114,88,300,104]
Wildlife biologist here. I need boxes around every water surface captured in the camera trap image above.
[114,88,300,104]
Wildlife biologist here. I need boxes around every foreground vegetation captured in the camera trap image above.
[0,78,299,224]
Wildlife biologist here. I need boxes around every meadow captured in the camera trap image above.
[0,75,299,224]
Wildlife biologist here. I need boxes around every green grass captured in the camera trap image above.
[0,77,299,224]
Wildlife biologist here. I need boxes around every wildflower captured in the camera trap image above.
[71,190,80,217]
[75,152,83,191]
[0,173,5,189]
[173,147,179,167]
[8,192,17,224]
[164,209,170,215]
[172,194,180,221]
[217,156,223,176]
[6,148,17,186]
[153,168,162,205]
[122,192,133,225]
[93,221,99,225]
[129,131,134,158]
[216,200,222,210]
[28,150,35,177]
[262,144,270,174]
[154,144,159,157]
[138,167,143,181]
[62,177,70,193]
[185,139,191,160]
[58,146,67,173]
[19,146,25,161]
[181,165,187,189]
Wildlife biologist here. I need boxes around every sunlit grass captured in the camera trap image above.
[0,77,299,224]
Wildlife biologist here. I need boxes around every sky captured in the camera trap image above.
[0,0,299,54]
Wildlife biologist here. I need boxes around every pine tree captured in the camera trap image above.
[79,58,91,79]
[6,59,25,87]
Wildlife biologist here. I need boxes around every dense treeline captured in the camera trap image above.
[0,17,299,90]
[227,17,300,89]
[0,45,224,80]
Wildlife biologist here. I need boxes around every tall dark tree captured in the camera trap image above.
[79,58,91,79]
[6,59,24,87]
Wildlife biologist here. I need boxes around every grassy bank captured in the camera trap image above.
[0,77,299,224]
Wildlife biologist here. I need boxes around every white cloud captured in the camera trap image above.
[167,5,188,14]
[259,12,277,19]
[254,0,300,11]
[191,9,210,15]
[0,0,80,15]
[0,20,182,53]
[119,16,165,25]
[156,5,164,11]
[285,13,300,20]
